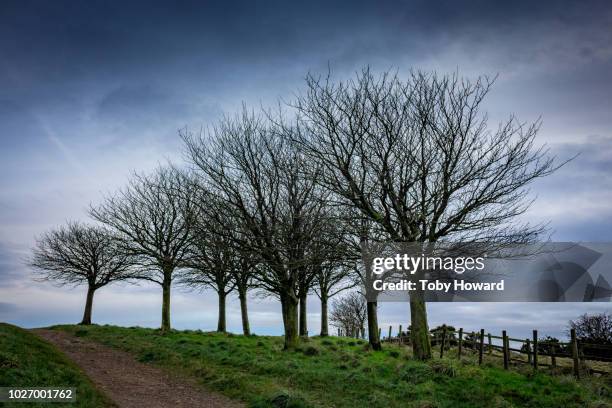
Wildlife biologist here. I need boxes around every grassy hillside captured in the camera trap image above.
[53,324,610,408]
[0,323,115,408]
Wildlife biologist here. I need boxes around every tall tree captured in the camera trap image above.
[180,200,238,333]
[292,68,560,359]
[183,110,327,349]
[186,180,259,336]
[29,221,133,325]
[90,166,199,332]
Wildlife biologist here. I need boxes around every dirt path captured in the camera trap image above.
[33,329,244,408]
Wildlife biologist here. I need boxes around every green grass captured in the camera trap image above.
[0,323,115,407]
[51,324,611,408]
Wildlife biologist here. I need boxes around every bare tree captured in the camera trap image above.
[184,177,259,335]
[179,189,247,333]
[182,110,328,349]
[29,221,133,325]
[569,313,612,344]
[292,68,561,359]
[90,166,199,332]
[231,254,258,336]
[330,291,367,338]
[311,212,358,336]
[313,262,355,336]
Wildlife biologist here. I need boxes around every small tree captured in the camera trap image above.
[90,167,199,332]
[314,263,355,336]
[29,222,133,324]
[330,292,367,338]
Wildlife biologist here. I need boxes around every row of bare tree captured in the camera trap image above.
[29,67,560,359]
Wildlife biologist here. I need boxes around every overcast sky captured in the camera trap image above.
[1,0,610,339]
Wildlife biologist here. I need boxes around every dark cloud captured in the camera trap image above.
[1,0,611,330]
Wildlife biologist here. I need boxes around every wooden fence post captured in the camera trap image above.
[440,325,447,358]
[398,325,402,342]
[533,330,538,371]
[502,330,509,370]
[571,328,580,379]
[478,329,485,365]
[488,333,492,355]
[551,343,556,368]
[526,339,532,364]
[506,336,511,366]
[388,326,392,340]
[457,328,463,358]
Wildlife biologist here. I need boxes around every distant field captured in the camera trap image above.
[52,324,611,408]
[0,323,114,408]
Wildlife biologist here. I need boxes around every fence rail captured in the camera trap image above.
[379,324,612,377]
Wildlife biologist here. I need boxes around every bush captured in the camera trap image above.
[521,336,568,356]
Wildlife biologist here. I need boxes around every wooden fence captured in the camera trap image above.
[381,324,612,378]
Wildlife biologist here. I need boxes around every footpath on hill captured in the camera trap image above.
[33,329,244,408]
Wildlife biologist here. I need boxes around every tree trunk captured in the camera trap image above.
[281,293,299,349]
[410,289,432,360]
[217,291,226,332]
[299,292,308,336]
[320,293,328,337]
[80,285,95,325]
[366,300,382,350]
[161,277,172,333]
[238,287,250,336]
